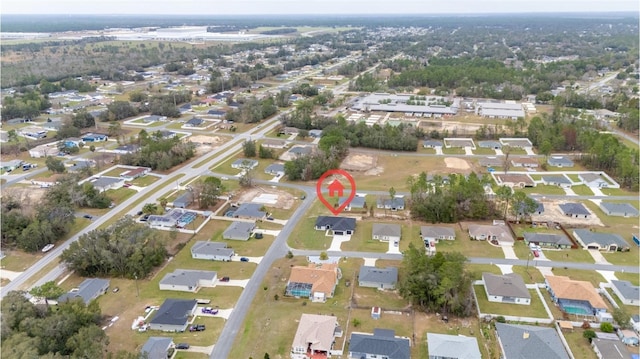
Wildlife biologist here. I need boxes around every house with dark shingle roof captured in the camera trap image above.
[427,333,482,359]
[478,140,502,149]
[523,232,572,249]
[140,337,173,359]
[579,173,610,188]
[573,229,630,252]
[349,329,410,359]
[610,280,640,306]
[559,203,591,219]
[376,197,405,211]
[222,221,256,241]
[495,323,570,359]
[338,196,366,211]
[233,203,266,220]
[148,299,198,332]
[591,338,633,359]
[264,163,285,175]
[423,139,443,148]
[358,266,398,290]
[314,216,356,235]
[482,272,531,305]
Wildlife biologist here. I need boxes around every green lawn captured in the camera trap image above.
[474,286,550,319]
[437,234,504,259]
[511,265,546,284]
[601,187,639,196]
[0,250,42,272]
[131,175,160,187]
[564,330,597,359]
[190,219,275,257]
[540,289,564,319]
[615,272,640,286]
[567,174,581,182]
[287,199,337,250]
[473,148,495,155]
[340,221,391,252]
[105,187,137,204]
[442,147,465,155]
[522,184,566,195]
[174,353,209,359]
[467,264,502,280]
[101,167,127,177]
[605,288,640,316]
[550,268,606,287]
[542,249,595,263]
[512,241,535,259]
[352,286,409,309]
[571,185,594,196]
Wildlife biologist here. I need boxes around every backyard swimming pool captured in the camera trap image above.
[561,304,591,315]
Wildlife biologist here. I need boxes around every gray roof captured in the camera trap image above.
[427,333,482,359]
[420,226,455,239]
[495,323,570,359]
[349,329,410,359]
[186,117,204,126]
[315,216,356,232]
[480,108,525,118]
[141,337,173,359]
[359,266,398,285]
[91,176,122,188]
[264,163,285,174]
[542,175,572,185]
[482,272,530,299]
[591,338,632,359]
[191,241,233,257]
[500,138,533,147]
[159,269,216,288]
[339,196,366,208]
[559,203,590,216]
[611,280,640,301]
[231,158,258,168]
[223,221,255,240]
[173,191,193,206]
[288,146,312,155]
[479,157,503,167]
[579,173,607,183]
[600,202,639,216]
[58,278,110,305]
[523,233,572,246]
[377,197,405,208]
[547,156,574,167]
[233,203,265,219]
[149,299,197,326]
[573,229,629,248]
[423,139,443,147]
[372,223,401,238]
[478,140,502,148]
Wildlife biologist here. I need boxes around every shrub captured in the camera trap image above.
[496,316,506,323]
[600,322,614,333]
[583,329,596,340]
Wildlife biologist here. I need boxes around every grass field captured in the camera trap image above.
[563,330,598,359]
[105,187,137,204]
[522,184,566,195]
[436,235,505,259]
[442,147,466,155]
[571,185,594,196]
[605,288,639,316]
[174,352,209,359]
[473,148,496,155]
[467,264,502,280]
[615,272,640,286]
[340,221,390,252]
[511,265,546,284]
[189,219,275,257]
[542,249,595,263]
[131,175,160,187]
[474,286,550,319]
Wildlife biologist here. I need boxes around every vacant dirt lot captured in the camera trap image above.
[444,157,471,171]
[341,153,377,172]
[189,135,224,155]
[236,186,295,210]
[1,185,47,214]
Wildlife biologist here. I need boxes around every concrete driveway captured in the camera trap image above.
[588,249,610,265]
[217,279,249,288]
[501,246,517,259]
[329,235,351,251]
[0,269,23,281]
[254,229,280,236]
[267,218,288,225]
[197,308,233,320]
[232,256,262,264]
[386,240,401,254]
[181,345,214,354]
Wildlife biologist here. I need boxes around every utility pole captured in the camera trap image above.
[135,274,140,297]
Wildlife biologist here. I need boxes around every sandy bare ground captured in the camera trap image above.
[236,186,295,210]
[189,135,223,155]
[444,157,471,171]
[341,153,377,171]
[1,186,47,215]
[532,199,604,227]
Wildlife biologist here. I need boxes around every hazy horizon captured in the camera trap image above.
[3,0,638,16]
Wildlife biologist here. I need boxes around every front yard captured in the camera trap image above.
[473,286,550,319]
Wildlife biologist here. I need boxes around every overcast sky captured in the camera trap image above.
[3,0,638,15]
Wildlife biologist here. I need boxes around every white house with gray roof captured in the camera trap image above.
[222,221,256,241]
[547,156,574,168]
[482,272,531,305]
[191,241,234,261]
[523,232,572,249]
[542,175,572,188]
[610,280,640,306]
[423,139,443,148]
[264,163,285,176]
[159,269,217,292]
[495,323,570,359]
[599,202,639,217]
[339,196,366,211]
[233,203,266,220]
[372,223,401,243]
[358,266,398,290]
[579,173,610,188]
[349,329,411,359]
[140,337,173,359]
[478,140,502,149]
[90,176,124,192]
[421,226,456,243]
[427,333,481,359]
[573,229,630,252]
[58,278,110,305]
[231,158,259,170]
[559,203,591,219]
[468,224,514,246]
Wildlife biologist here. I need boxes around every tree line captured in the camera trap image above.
[224,96,277,124]
[1,90,51,121]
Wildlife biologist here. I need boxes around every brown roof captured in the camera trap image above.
[511,157,539,165]
[289,264,338,296]
[292,314,338,352]
[495,173,535,186]
[123,167,148,176]
[545,276,608,309]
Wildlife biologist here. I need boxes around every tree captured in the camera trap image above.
[612,307,631,329]
[502,146,512,173]
[495,185,513,220]
[45,156,65,173]
[319,251,328,260]
[89,145,96,153]
[243,140,257,157]
[142,203,158,214]
[29,281,64,303]
[600,322,614,333]
[7,129,19,143]
[193,176,224,209]
[583,329,596,340]
[511,191,538,222]
[239,161,255,187]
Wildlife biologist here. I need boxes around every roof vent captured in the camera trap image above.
[523,331,530,339]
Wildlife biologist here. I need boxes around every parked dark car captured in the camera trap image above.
[220,276,230,282]
[83,214,93,220]
[254,232,263,239]
[137,211,144,216]
[175,343,190,349]
[140,214,150,222]
[189,324,205,332]
[240,257,249,262]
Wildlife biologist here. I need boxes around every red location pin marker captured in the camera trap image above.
[316,169,356,216]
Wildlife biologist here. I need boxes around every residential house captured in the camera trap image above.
[423,139,444,148]
[547,156,574,168]
[148,299,198,332]
[632,314,640,334]
[599,202,639,217]
[545,276,609,315]
[63,137,83,148]
[482,272,531,305]
[427,333,482,359]
[142,115,167,123]
[81,133,108,142]
[468,224,514,246]
[573,229,630,252]
[542,175,572,188]
[309,129,323,138]
[478,140,502,149]
[499,138,533,148]
[591,338,633,359]
[265,163,285,176]
[119,167,150,181]
[157,130,177,140]
[349,329,411,359]
[58,278,110,305]
[523,232,572,249]
[559,203,591,219]
[67,160,95,173]
[291,314,341,359]
[233,203,266,220]
[173,191,194,209]
[285,264,339,302]
[376,197,405,211]
[510,157,539,168]
[479,157,503,167]
[140,337,173,359]
[288,146,313,156]
[358,266,398,290]
[207,109,226,118]
[112,144,140,154]
[222,221,256,241]
[338,196,366,211]
[28,143,58,158]
[495,323,570,359]
[191,241,234,261]
[372,223,401,243]
[610,280,640,306]
[261,139,287,149]
[314,216,356,236]
[517,201,544,217]
[1,159,23,172]
[185,117,204,127]
[90,176,124,192]
[231,158,259,170]
[421,226,455,243]
[494,173,535,188]
[579,173,610,188]
[159,269,217,292]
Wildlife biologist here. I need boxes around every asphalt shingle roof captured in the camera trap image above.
[495,323,570,359]
[359,266,398,285]
[349,329,410,359]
